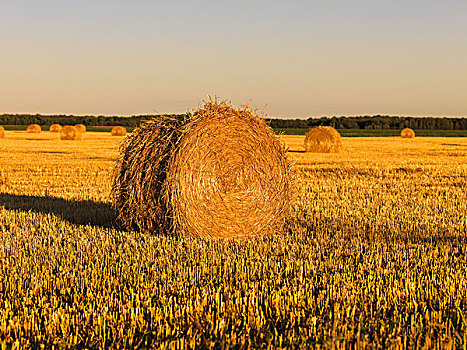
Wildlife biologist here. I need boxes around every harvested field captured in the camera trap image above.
[0,132,466,348]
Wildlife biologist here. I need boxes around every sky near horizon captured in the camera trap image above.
[1,0,466,118]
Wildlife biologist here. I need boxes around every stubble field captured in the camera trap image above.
[0,131,466,349]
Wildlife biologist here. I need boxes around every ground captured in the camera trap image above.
[0,131,466,348]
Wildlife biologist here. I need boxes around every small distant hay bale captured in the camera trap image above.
[60,125,82,140]
[49,124,62,132]
[111,126,127,136]
[304,126,342,153]
[113,99,292,239]
[27,124,41,133]
[75,124,86,133]
[0,126,5,138]
[401,128,415,138]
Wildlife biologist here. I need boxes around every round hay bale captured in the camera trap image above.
[113,100,292,239]
[304,126,342,153]
[168,101,292,239]
[75,124,86,133]
[49,124,62,132]
[401,128,415,138]
[27,124,41,133]
[111,126,127,136]
[0,126,5,138]
[60,125,82,140]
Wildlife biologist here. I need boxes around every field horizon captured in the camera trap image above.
[1,125,467,137]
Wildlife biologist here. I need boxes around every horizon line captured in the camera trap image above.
[1,112,466,119]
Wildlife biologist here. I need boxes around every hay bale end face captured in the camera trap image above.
[49,124,62,132]
[113,100,292,239]
[27,124,42,133]
[168,101,292,239]
[75,124,86,133]
[304,126,342,153]
[60,125,82,140]
[401,128,415,138]
[111,126,127,136]
[0,126,5,138]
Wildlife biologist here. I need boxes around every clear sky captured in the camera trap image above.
[1,0,466,118]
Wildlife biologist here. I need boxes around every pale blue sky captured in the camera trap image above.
[1,0,466,117]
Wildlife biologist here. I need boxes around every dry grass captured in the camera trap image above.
[304,126,342,153]
[111,126,127,136]
[49,124,62,133]
[75,124,86,133]
[0,132,466,348]
[27,124,41,133]
[401,127,415,138]
[0,126,4,138]
[60,125,82,140]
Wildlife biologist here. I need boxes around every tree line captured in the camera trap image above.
[268,115,467,130]
[0,114,466,130]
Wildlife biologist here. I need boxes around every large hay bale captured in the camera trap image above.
[27,124,41,133]
[111,126,127,136]
[75,124,86,133]
[401,128,415,138]
[49,124,62,132]
[113,100,292,239]
[60,125,82,140]
[304,126,342,153]
[0,126,5,138]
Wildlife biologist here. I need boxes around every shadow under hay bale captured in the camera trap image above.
[0,193,116,228]
[60,125,82,140]
[304,126,342,153]
[113,100,292,239]
[401,128,415,138]
[49,124,62,132]
[27,124,42,133]
[111,126,127,136]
